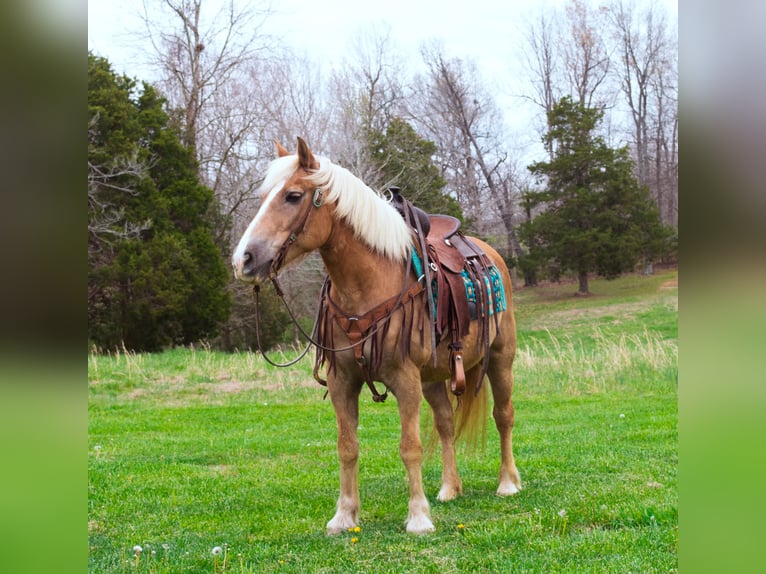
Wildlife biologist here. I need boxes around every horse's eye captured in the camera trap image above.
[285,191,303,204]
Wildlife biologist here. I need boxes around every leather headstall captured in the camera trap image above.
[270,188,324,279]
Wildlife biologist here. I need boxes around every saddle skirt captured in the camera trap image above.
[422,215,506,395]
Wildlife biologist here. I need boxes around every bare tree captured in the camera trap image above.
[141,0,272,154]
[324,23,407,182]
[609,0,677,225]
[252,52,333,155]
[650,52,678,225]
[409,45,523,264]
[523,12,564,118]
[348,23,406,134]
[610,0,662,187]
[563,0,613,109]
[521,0,678,234]
[522,1,613,154]
[138,0,281,245]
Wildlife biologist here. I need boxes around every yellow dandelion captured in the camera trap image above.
[457,523,465,530]
[351,537,359,544]
[353,526,361,533]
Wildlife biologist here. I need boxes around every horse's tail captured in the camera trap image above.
[423,368,489,458]
[453,364,489,451]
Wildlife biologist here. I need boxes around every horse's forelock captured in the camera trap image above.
[259,155,300,197]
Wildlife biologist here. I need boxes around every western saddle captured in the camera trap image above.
[391,187,500,397]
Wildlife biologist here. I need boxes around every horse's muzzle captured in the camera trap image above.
[231,249,272,282]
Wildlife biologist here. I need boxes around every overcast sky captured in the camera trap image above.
[88,0,580,76]
[88,0,677,157]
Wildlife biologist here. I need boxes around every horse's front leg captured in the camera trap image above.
[393,370,434,534]
[326,371,363,535]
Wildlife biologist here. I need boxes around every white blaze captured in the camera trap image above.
[231,180,285,274]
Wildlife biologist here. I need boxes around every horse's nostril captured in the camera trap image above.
[243,251,252,263]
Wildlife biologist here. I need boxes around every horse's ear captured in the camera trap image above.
[274,140,290,157]
[296,137,319,170]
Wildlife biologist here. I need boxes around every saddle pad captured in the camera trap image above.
[461,266,507,318]
[417,266,507,322]
[411,247,507,321]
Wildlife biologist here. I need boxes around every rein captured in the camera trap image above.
[252,282,313,368]
[253,274,421,402]
[252,277,392,362]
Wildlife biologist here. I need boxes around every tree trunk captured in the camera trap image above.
[521,200,538,287]
[577,271,589,295]
[524,269,538,287]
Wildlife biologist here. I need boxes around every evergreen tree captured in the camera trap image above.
[521,96,672,294]
[367,118,463,220]
[88,54,230,350]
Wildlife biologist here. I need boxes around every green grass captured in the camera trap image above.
[88,270,677,573]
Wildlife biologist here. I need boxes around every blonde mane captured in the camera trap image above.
[259,154,413,262]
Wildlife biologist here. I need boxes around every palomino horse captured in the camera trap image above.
[232,138,521,534]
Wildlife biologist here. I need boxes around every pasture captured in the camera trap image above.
[88,270,677,573]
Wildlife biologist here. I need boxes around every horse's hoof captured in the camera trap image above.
[496,481,521,496]
[406,515,435,535]
[437,484,462,502]
[326,514,358,536]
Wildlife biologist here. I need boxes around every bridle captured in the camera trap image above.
[252,185,329,367]
[268,187,324,278]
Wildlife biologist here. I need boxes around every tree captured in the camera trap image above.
[323,23,407,184]
[88,54,230,350]
[139,0,286,255]
[563,0,612,109]
[409,45,524,267]
[521,96,670,294]
[521,1,678,229]
[609,0,678,226]
[141,0,271,155]
[523,12,564,161]
[139,1,317,351]
[367,118,462,219]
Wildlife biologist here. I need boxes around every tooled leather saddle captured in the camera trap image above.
[390,188,502,396]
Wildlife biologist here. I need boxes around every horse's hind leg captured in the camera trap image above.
[422,380,462,501]
[487,343,522,496]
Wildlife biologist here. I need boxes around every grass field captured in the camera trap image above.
[88,269,678,573]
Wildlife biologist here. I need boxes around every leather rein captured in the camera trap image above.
[251,187,424,402]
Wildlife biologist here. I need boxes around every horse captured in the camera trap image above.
[231,137,521,535]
